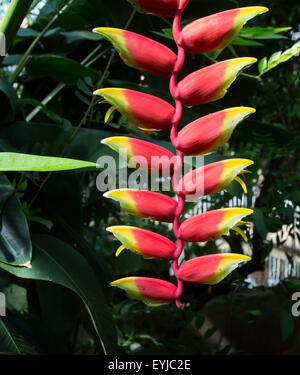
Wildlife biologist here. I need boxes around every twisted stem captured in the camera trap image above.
[169,8,186,309]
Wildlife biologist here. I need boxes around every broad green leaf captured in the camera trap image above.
[0,175,32,266]
[0,153,97,172]
[0,234,118,354]
[0,318,36,354]
[27,55,100,85]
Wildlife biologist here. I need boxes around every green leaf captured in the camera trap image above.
[0,318,36,354]
[0,234,119,354]
[0,175,32,266]
[258,57,267,74]
[280,310,294,341]
[0,153,97,172]
[61,30,103,43]
[231,37,263,47]
[268,51,282,69]
[239,27,292,39]
[151,30,173,40]
[26,55,100,85]
[259,42,300,76]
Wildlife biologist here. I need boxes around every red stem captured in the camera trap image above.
[169,8,186,309]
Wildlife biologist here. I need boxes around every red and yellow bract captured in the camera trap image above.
[107,225,177,260]
[176,107,255,155]
[179,208,253,242]
[103,189,177,223]
[178,253,251,284]
[111,277,177,306]
[101,136,175,174]
[178,159,253,197]
[93,28,177,77]
[177,58,257,106]
[94,88,175,131]
[182,7,268,53]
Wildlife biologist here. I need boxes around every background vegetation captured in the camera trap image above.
[0,0,299,355]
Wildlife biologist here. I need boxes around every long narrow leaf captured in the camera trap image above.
[0,153,97,171]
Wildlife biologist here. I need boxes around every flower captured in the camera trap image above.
[177,58,257,106]
[110,277,177,306]
[107,225,177,260]
[101,136,175,174]
[178,253,251,284]
[176,107,255,155]
[182,7,268,53]
[94,88,175,131]
[93,28,177,77]
[179,207,253,242]
[103,189,177,222]
[178,158,253,197]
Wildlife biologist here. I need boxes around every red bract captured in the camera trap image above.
[127,0,189,17]
[178,254,251,284]
[107,226,177,260]
[93,28,177,77]
[94,88,175,131]
[177,58,257,106]
[101,137,175,174]
[179,208,253,242]
[176,107,255,155]
[103,189,177,223]
[182,7,268,53]
[178,159,253,197]
[111,277,177,306]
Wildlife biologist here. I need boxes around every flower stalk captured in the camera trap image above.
[168,4,187,308]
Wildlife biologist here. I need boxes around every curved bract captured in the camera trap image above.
[94,88,175,131]
[182,7,268,53]
[111,277,177,306]
[178,253,251,284]
[101,137,175,174]
[177,58,257,106]
[103,189,177,222]
[176,107,256,155]
[93,28,177,77]
[107,226,177,260]
[179,208,253,242]
[178,159,253,197]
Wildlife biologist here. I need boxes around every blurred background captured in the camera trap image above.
[0,0,299,355]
